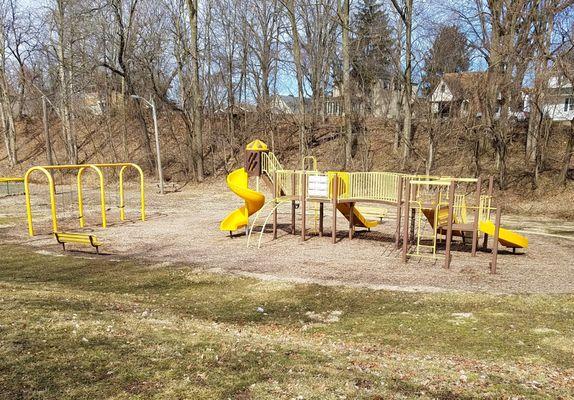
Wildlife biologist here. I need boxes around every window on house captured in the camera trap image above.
[440,84,445,93]
[565,97,573,112]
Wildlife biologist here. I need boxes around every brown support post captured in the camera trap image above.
[395,176,403,248]
[401,179,411,262]
[301,172,307,241]
[489,206,502,274]
[348,202,354,240]
[319,202,324,237]
[291,172,296,234]
[483,176,494,249]
[332,174,338,244]
[444,181,456,269]
[410,184,417,242]
[273,171,278,240]
[471,177,482,256]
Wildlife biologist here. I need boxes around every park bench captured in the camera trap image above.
[54,232,102,254]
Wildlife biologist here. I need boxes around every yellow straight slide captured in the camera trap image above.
[479,220,529,249]
[220,168,265,232]
[337,203,379,229]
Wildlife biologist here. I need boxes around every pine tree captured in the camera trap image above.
[350,0,394,110]
[423,25,470,94]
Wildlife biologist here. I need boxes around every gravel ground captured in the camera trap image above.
[2,179,574,294]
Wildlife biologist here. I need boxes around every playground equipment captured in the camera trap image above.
[0,177,24,196]
[221,140,528,272]
[24,163,145,236]
[220,140,271,234]
[54,232,102,254]
[219,168,265,233]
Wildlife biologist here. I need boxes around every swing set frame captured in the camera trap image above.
[24,163,145,236]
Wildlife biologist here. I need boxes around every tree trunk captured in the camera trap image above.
[186,0,204,181]
[401,0,413,166]
[0,13,16,166]
[339,0,352,169]
[55,0,77,165]
[286,0,306,159]
[560,119,574,183]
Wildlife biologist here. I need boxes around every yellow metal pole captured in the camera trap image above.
[77,166,86,227]
[132,163,146,221]
[91,165,107,228]
[24,166,58,236]
[119,166,127,221]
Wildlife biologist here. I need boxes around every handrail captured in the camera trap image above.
[301,156,318,171]
[261,152,283,182]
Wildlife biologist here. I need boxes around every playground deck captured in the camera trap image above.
[3,180,574,295]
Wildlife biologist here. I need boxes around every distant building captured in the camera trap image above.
[542,76,574,121]
[430,72,488,117]
[430,72,526,121]
[270,94,310,114]
[324,79,418,118]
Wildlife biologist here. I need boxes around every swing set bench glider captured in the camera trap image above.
[54,232,102,254]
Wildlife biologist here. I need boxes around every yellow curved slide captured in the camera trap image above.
[479,220,529,249]
[220,168,265,232]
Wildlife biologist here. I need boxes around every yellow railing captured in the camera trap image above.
[261,151,283,182]
[479,195,493,223]
[301,156,318,171]
[336,172,402,202]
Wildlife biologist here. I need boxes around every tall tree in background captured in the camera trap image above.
[52,0,77,164]
[350,0,394,113]
[338,0,352,168]
[284,0,307,158]
[389,0,413,166]
[186,0,204,181]
[299,0,337,123]
[422,25,470,94]
[0,0,16,166]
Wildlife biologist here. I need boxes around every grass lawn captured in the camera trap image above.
[0,243,573,399]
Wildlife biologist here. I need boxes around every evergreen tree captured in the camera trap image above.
[423,25,470,94]
[350,0,394,110]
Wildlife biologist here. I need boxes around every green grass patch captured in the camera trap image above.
[0,243,573,399]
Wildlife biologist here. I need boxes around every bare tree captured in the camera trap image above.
[284,0,307,158]
[49,0,77,164]
[185,0,204,181]
[338,0,352,168]
[0,0,16,166]
[389,0,413,166]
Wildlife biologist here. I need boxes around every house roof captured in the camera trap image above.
[440,72,488,101]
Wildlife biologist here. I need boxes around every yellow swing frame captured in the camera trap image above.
[24,163,145,236]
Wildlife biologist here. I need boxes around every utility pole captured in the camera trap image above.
[131,95,165,194]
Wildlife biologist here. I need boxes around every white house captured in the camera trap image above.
[542,76,574,121]
[430,72,527,121]
[430,72,488,117]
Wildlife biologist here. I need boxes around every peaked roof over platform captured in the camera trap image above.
[245,139,268,151]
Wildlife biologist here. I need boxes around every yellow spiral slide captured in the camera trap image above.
[220,168,265,232]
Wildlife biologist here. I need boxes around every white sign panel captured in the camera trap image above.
[307,175,329,197]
